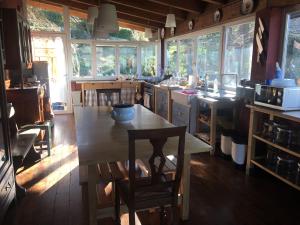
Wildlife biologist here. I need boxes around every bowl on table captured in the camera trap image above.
[111,104,135,123]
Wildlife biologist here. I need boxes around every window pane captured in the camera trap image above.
[71,43,92,77]
[178,39,193,77]
[141,45,157,77]
[119,47,137,76]
[27,5,64,32]
[166,40,177,75]
[224,22,255,87]
[283,12,300,79]
[70,16,92,39]
[197,32,221,78]
[96,46,116,77]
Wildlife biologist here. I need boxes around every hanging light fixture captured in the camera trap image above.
[93,19,110,39]
[144,28,153,39]
[95,3,119,34]
[165,14,176,28]
[87,7,98,24]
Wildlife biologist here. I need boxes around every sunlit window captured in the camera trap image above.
[197,32,221,79]
[70,16,92,39]
[96,46,116,77]
[27,4,64,32]
[223,22,255,86]
[282,10,300,79]
[119,46,137,76]
[71,43,92,77]
[178,39,193,77]
[166,40,177,75]
[141,44,157,77]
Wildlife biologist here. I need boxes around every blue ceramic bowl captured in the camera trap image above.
[111,104,135,122]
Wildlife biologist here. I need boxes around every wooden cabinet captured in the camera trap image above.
[6,87,45,126]
[155,88,169,120]
[172,102,190,130]
[0,33,16,222]
[2,8,33,88]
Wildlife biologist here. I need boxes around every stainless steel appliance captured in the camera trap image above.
[254,84,300,110]
[143,82,155,112]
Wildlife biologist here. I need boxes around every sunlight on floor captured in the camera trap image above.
[16,144,79,195]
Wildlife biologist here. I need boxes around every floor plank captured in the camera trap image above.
[3,114,300,225]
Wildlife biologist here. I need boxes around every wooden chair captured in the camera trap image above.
[115,126,186,225]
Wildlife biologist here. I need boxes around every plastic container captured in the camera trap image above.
[231,136,248,165]
[221,130,232,156]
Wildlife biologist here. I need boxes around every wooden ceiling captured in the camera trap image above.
[31,0,229,30]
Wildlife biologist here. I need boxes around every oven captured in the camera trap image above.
[143,82,155,112]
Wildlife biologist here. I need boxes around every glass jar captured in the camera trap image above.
[275,154,297,178]
[266,148,279,167]
[275,126,293,147]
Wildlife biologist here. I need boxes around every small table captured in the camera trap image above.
[74,105,211,225]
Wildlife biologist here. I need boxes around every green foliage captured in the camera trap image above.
[110,29,134,41]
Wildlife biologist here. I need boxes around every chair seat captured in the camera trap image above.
[118,177,174,210]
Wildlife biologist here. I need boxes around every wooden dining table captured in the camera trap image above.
[74,104,212,225]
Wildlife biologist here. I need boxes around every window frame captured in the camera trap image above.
[164,16,255,90]
[281,5,300,78]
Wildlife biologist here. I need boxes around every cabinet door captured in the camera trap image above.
[156,89,168,119]
[172,102,190,131]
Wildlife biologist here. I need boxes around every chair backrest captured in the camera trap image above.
[127,126,186,199]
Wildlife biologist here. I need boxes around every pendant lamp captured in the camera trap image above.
[93,20,109,39]
[165,14,176,28]
[144,28,153,38]
[87,7,98,24]
[95,4,119,33]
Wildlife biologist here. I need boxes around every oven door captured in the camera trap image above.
[143,92,153,111]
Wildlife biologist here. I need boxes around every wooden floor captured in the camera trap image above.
[3,114,300,225]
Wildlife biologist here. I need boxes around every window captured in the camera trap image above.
[71,43,92,77]
[141,45,157,77]
[282,11,300,79]
[197,32,221,79]
[96,46,116,77]
[27,5,64,32]
[119,46,137,76]
[70,16,92,39]
[166,40,177,75]
[223,22,255,87]
[178,39,193,77]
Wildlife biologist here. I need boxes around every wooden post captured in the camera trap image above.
[180,154,191,220]
[88,165,97,225]
[246,109,258,175]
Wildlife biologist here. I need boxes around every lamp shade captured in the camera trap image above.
[165,14,176,28]
[95,4,119,33]
[144,28,153,38]
[87,7,98,24]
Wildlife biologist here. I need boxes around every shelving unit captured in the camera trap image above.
[196,96,236,154]
[246,105,300,191]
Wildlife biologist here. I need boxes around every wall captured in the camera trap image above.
[165,0,268,38]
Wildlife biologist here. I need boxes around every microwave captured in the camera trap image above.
[254,84,300,111]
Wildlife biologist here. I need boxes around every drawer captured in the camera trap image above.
[83,82,122,90]
[121,82,140,89]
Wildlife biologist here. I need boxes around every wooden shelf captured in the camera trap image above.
[247,105,300,123]
[251,159,300,191]
[253,134,300,158]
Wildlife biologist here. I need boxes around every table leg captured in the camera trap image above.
[88,165,97,225]
[180,154,191,220]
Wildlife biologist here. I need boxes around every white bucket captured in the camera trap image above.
[231,142,247,165]
[221,134,232,155]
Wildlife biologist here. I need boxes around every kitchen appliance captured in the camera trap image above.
[143,82,155,112]
[254,84,300,110]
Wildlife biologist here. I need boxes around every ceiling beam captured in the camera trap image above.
[107,0,186,21]
[117,13,161,29]
[147,0,204,14]
[33,0,161,29]
[200,0,225,5]
[115,4,165,24]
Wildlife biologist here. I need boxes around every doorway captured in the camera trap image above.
[31,34,71,114]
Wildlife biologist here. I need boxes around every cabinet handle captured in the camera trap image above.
[5,182,11,191]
